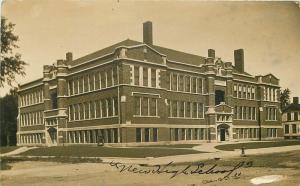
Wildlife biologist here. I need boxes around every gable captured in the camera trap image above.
[126,45,165,64]
[215,104,233,113]
[261,74,279,85]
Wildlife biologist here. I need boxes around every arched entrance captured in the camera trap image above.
[47,127,57,145]
[217,124,230,142]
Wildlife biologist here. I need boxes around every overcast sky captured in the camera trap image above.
[1,0,300,99]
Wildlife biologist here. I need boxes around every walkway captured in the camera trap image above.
[101,144,300,165]
[0,147,38,157]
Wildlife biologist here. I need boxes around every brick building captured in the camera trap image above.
[282,97,300,139]
[17,21,283,146]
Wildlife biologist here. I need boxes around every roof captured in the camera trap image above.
[70,39,142,66]
[282,103,300,112]
[69,39,252,75]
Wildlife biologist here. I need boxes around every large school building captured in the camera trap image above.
[17,21,283,146]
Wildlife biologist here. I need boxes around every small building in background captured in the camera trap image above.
[282,97,300,139]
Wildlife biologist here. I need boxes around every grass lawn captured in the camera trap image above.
[201,150,300,169]
[0,146,19,154]
[137,144,199,148]
[215,140,300,151]
[20,146,206,158]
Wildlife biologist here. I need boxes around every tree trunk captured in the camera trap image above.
[6,131,10,146]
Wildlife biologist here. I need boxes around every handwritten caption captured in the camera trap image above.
[109,160,253,184]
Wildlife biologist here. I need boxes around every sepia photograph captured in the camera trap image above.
[0,0,300,185]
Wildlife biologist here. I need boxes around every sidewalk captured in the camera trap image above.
[100,145,300,165]
[0,147,38,157]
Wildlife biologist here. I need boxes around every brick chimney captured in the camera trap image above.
[293,97,299,104]
[66,52,73,62]
[143,21,153,45]
[234,49,244,73]
[208,49,215,58]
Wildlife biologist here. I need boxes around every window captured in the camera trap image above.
[113,67,118,86]
[108,98,113,117]
[197,78,203,94]
[285,125,289,134]
[247,107,251,120]
[107,69,112,87]
[191,77,197,93]
[198,103,204,118]
[238,85,242,98]
[192,102,197,118]
[79,76,83,93]
[179,101,184,117]
[142,97,149,116]
[252,107,256,120]
[74,78,78,95]
[101,100,107,117]
[150,98,157,116]
[287,112,291,121]
[178,75,184,91]
[234,106,237,119]
[113,97,118,116]
[134,66,140,86]
[171,73,178,91]
[136,128,141,142]
[243,85,246,98]
[185,102,191,118]
[215,90,225,105]
[153,128,158,142]
[89,73,95,91]
[187,128,192,140]
[90,101,95,119]
[292,124,296,133]
[242,106,246,119]
[68,81,73,95]
[95,72,100,90]
[96,101,101,118]
[151,69,156,87]
[233,84,237,97]
[166,72,171,90]
[145,128,150,142]
[185,76,191,92]
[84,75,89,92]
[74,104,79,120]
[143,67,148,87]
[101,71,106,89]
[175,128,179,141]
[239,106,243,119]
[295,112,299,121]
[172,101,178,117]
[134,97,141,116]
[84,102,89,119]
[181,129,186,140]
[247,86,251,99]
[79,103,84,120]
[50,92,58,109]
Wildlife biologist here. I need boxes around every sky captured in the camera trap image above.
[1,0,300,99]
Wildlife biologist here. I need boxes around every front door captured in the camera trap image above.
[47,127,57,145]
[220,128,226,141]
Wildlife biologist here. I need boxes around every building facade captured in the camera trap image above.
[17,21,283,146]
[282,97,300,139]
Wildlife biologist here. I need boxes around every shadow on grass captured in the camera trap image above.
[20,146,206,158]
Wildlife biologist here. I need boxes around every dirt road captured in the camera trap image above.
[1,161,299,186]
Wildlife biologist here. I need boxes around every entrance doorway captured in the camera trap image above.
[220,128,226,141]
[47,127,57,145]
[217,124,230,142]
